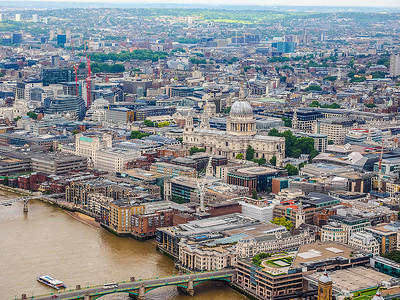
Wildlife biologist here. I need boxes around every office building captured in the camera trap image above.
[42,68,73,86]
[15,14,21,22]
[57,34,67,45]
[12,33,22,44]
[31,154,88,175]
[123,78,152,96]
[390,54,400,77]
[43,95,86,120]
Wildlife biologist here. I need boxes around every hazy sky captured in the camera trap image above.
[20,0,400,8]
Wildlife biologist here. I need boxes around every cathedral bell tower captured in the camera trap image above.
[296,201,305,228]
[318,269,333,300]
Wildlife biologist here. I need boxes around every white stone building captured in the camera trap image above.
[183,91,285,166]
[348,231,380,255]
[236,230,316,258]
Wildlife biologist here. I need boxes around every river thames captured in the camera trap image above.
[0,190,247,300]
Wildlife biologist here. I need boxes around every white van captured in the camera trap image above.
[103,282,118,289]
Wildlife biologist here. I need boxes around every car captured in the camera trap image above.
[51,296,58,298]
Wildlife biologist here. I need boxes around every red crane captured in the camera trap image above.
[85,56,92,108]
[73,57,83,97]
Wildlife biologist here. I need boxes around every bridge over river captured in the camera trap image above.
[18,269,237,300]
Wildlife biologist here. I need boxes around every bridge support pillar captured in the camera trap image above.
[186,277,194,297]
[138,283,145,300]
[23,201,28,213]
[84,291,90,300]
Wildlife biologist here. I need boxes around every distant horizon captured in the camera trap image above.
[2,0,400,9]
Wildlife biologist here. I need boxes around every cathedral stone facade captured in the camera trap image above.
[183,97,285,166]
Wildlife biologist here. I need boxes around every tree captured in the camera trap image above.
[291,149,302,158]
[157,121,170,128]
[324,75,337,82]
[3,176,9,186]
[252,158,266,166]
[350,76,366,83]
[131,131,150,139]
[270,156,277,166]
[49,145,54,152]
[78,62,86,69]
[282,117,292,127]
[305,85,322,92]
[172,195,186,204]
[224,106,231,114]
[71,130,80,135]
[364,103,376,108]
[383,250,400,263]
[271,217,293,231]
[27,111,38,119]
[190,147,206,155]
[246,145,255,161]
[309,149,319,162]
[143,119,155,127]
[328,140,334,145]
[284,164,299,176]
[14,116,22,122]
[236,153,243,160]
[252,189,258,200]
[309,100,320,107]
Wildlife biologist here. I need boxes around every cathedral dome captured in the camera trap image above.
[230,100,253,117]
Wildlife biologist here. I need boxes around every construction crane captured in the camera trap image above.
[378,139,384,192]
[72,57,83,97]
[85,55,92,108]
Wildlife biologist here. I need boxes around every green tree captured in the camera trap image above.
[282,117,292,127]
[270,156,277,166]
[309,100,320,107]
[13,116,22,122]
[157,121,170,128]
[3,176,9,186]
[172,195,186,204]
[305,85,322,92]
[284,164,299,176]
[309,149,319,162]
[324,75,337,82]
[252,158,266,166]
[328,140,334,145]
[49,145,54,152]
[350,76,366,83]
[224,106,231,114]
[271,217,293,231]
[236,153,243,160]
[252,189,258,200]
[246,145,255,161]
[131,131,150,139]
[383,250,400,263]
[364,103,376,108]
[78,62,86,69]
[292,149,302,158]
[71,130,80,135]
[27,111,38,119]
[190,147,206,155]
[143,119,155,127]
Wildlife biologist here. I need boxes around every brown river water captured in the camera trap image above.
[0,190,247,300]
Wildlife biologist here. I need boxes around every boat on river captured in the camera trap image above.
[37,276,66,289]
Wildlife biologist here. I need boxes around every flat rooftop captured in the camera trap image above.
[292,242,361,268]
[306,266,393,294]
